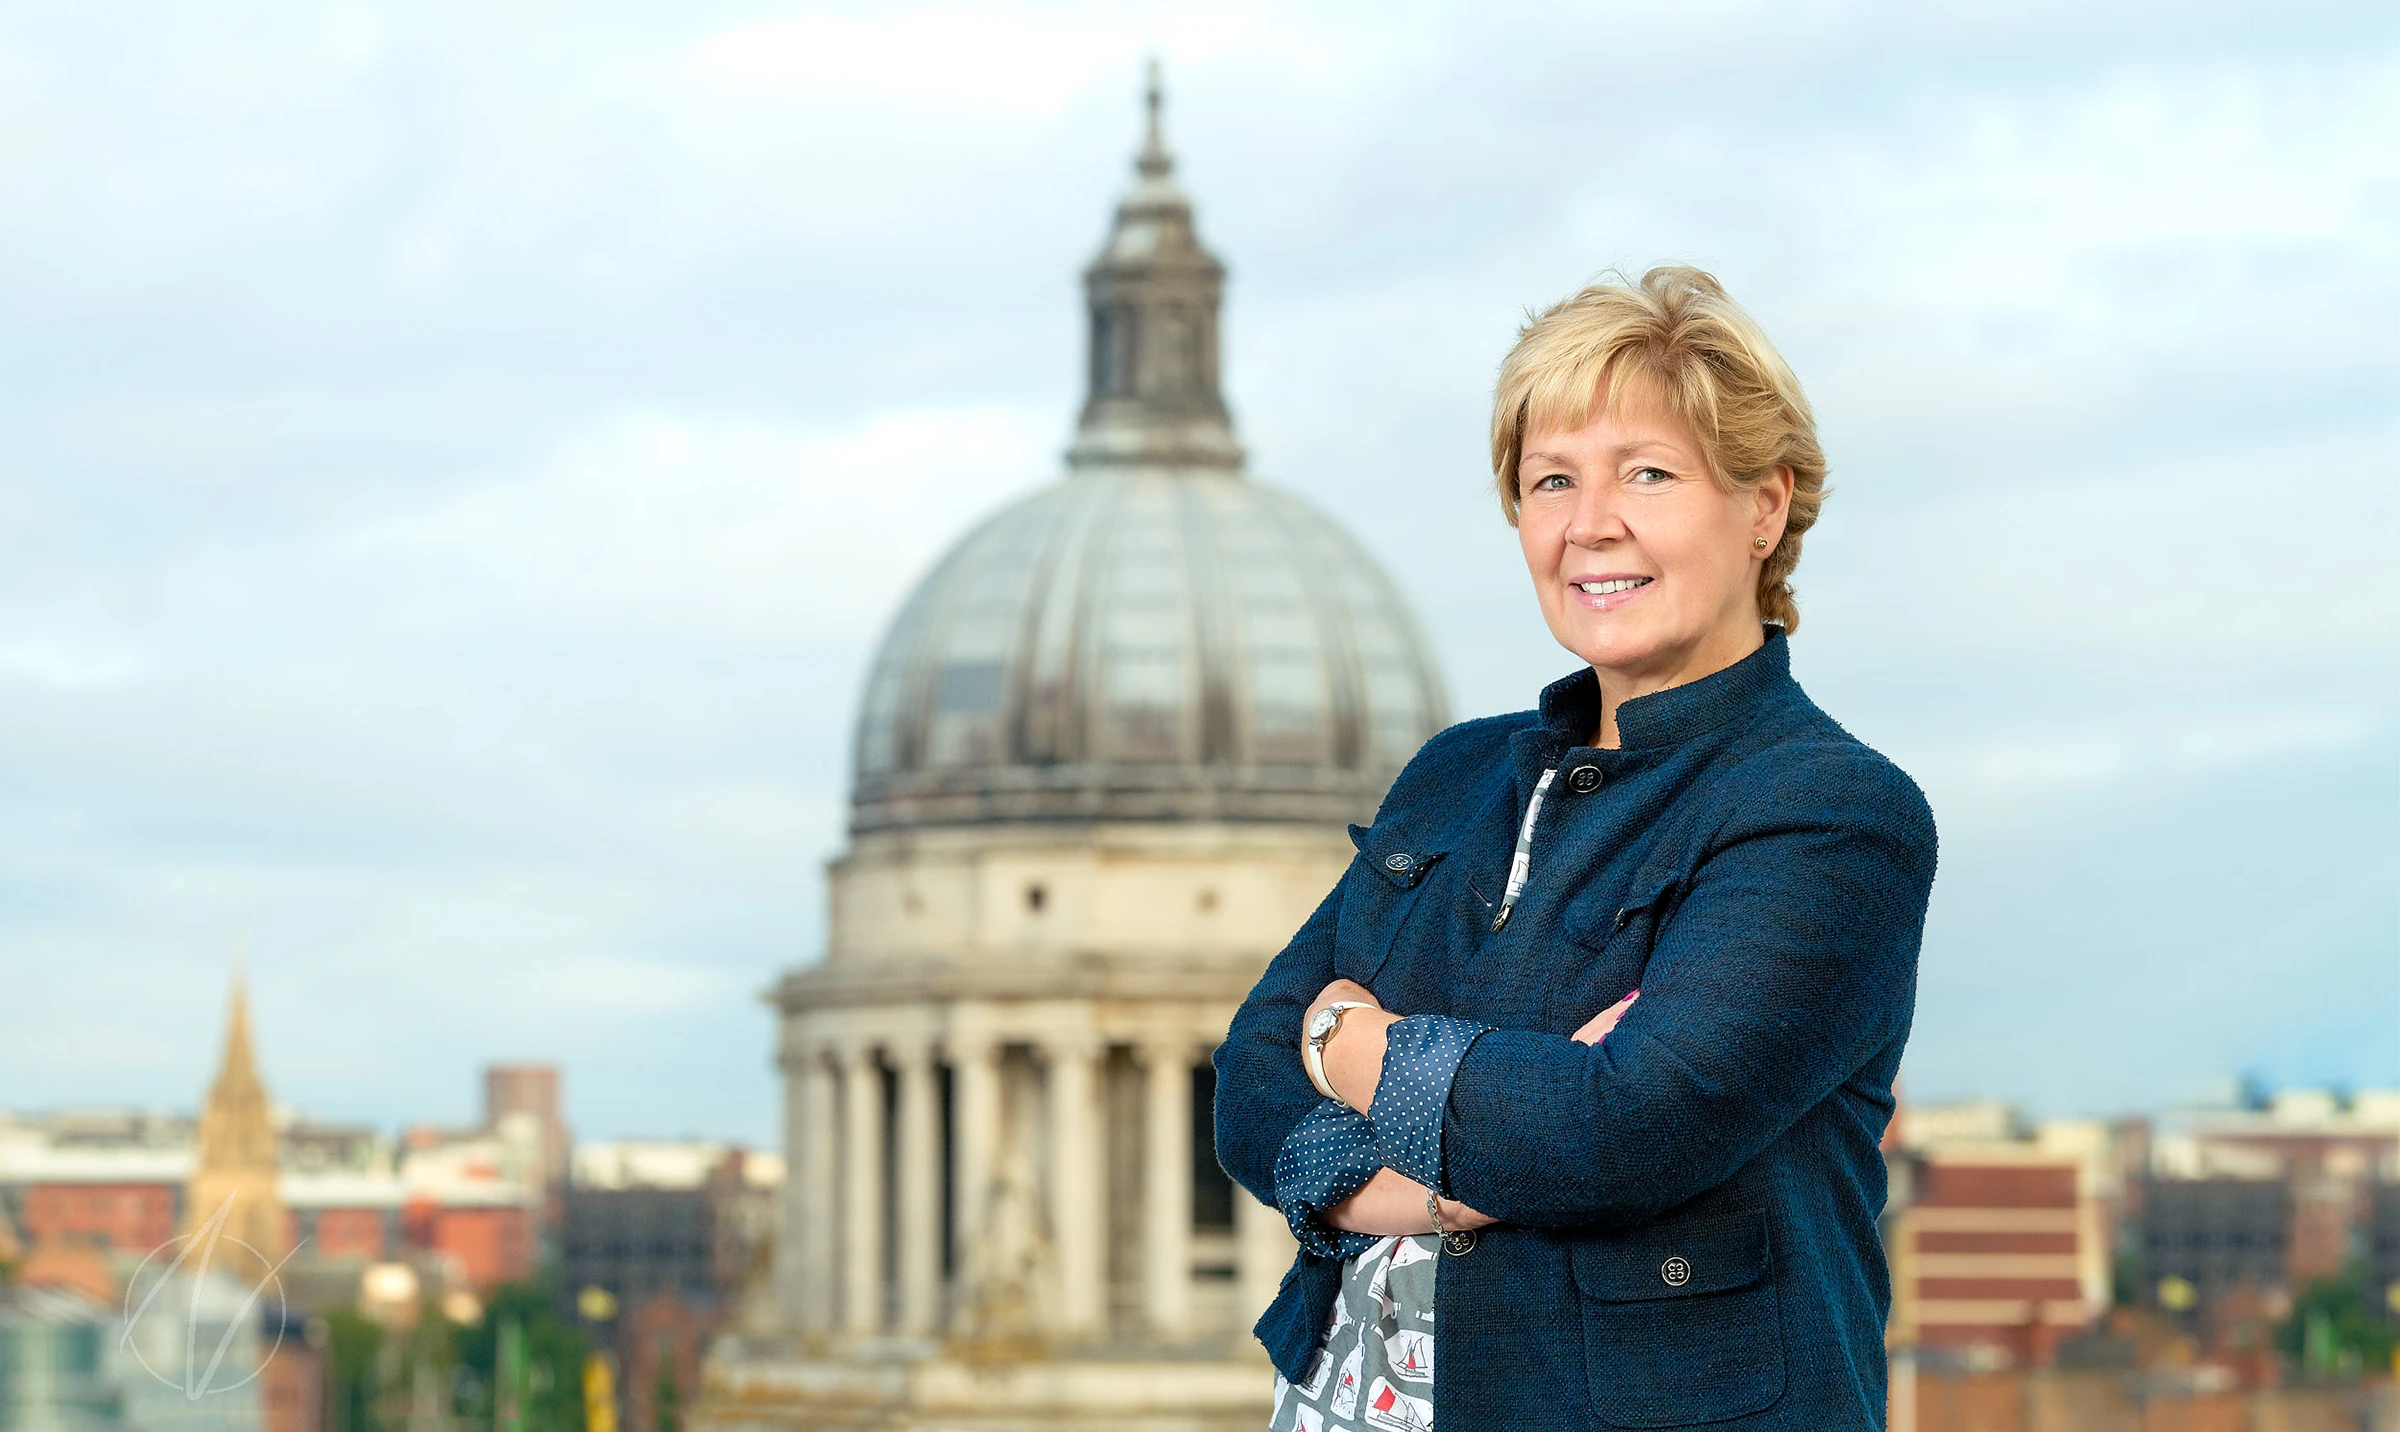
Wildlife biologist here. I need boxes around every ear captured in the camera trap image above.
[1752,465,1794,539]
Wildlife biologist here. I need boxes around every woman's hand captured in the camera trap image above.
[1570,988,1638,1045]
[1323,1168,1498,1235]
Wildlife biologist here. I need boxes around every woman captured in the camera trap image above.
[1214,266,1937,1431]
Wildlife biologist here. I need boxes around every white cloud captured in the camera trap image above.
[342,405,1054,642]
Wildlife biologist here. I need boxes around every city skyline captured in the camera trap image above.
[1,1,2394,1147]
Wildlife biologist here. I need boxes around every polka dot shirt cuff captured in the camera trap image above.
[1271,1100,1387,1260]
[1369,1013,1487,1194]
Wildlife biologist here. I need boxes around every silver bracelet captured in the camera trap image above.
[1426,1189,1477,1258]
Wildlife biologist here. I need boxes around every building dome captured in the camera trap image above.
[850,77,1447,835]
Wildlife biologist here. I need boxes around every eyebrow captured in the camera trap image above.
[1517,439,1690,472]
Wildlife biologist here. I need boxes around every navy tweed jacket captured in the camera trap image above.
[1213,626,1938,1431]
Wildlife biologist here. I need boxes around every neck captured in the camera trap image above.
[1585,613,1767,749]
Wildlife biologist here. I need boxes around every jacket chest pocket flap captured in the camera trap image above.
[1568,1207,1786,1428]
[1336,822,1450,985]
[1564,866,1685,960]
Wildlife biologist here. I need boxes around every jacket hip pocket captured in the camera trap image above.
[1567,1207,1786,1428]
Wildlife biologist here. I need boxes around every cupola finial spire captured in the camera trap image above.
[1139,58,1170,179]
[1069,61,1242,474]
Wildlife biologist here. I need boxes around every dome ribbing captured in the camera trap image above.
[848,68,1447,834]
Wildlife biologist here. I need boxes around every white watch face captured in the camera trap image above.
[1308,1006,1340,1042]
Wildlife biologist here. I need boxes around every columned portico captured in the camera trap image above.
[894,1041,943,1334]
[771,1001,1325,1357]
[1045,1035,1108,1336]
[946,1032,1002,1334]
[1138,1038,1195,1338]
[839,1043,885,1334]
[794,1049,837,1336]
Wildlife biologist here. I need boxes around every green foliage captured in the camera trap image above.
[652,1349,678,1432]
[2110,1248,2143,1308]
[2274,1263,2396,1380]
[452,1279,589,1432]
[322,1309,388,1432]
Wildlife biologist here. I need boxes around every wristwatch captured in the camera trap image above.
[1303,1001,1376,1108]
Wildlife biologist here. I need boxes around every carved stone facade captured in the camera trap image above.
[698,70,1447,1432]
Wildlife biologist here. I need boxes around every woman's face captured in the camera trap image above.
[1515,380,1790,699]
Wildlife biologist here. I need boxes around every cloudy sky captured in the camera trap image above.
[3,1,2393,1147]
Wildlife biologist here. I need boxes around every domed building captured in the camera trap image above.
[701,73,1447,1431]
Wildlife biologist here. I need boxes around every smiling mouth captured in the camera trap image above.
[1575,577,1653,595]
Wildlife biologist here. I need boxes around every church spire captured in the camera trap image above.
[217,969,260,1099]
[1068,62,1244,475]
[185,965,288,1258]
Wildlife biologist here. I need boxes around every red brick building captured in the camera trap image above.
[283,1198,400,1261]
[403,1195,532,1290]
[1888,1144,2105,1369]
[20,1178,181,1254]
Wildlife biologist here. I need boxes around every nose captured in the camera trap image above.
[1562,481,1626,549]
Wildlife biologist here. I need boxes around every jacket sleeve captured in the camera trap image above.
[1439,753,1937,1229]
[1211,859,1357,1208]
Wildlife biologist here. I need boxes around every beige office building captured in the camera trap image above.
[697,75,1448,1431]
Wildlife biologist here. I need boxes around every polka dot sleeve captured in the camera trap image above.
[1370,1014,1488,1196]
[1270,1101,1387,1259]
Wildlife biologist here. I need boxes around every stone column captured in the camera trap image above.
[794,1046,838,1335]
[840,1044,885,1335]
[1045,1035,1106,1336]
[947,1036,1001,1333]
[893,1039,942,1336]
[1138,1039,1194,1338]
[1236,1180,1297,1328]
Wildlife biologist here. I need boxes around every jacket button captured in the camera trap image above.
[1384,853,1413,872]
[1661,1256,1691,1287]
[1567,764,1603,794]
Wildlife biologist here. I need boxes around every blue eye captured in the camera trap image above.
[1531,473,1572,491]
[1629,466,1674,486]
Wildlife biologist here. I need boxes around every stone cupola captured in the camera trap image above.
[1069,62,1242,474]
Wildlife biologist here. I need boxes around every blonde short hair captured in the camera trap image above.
[1490,265,1827,632]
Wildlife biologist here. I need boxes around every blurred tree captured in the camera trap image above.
[2111,1248,2143,1308]
[2274,1263,2395,1380]
[323,1309,388,1432]
[452,1279,589,1432]
[651,1346,678,1432]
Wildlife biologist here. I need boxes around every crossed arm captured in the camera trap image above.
[1212,757,1936,1246]
[1308,980,1637,1236]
